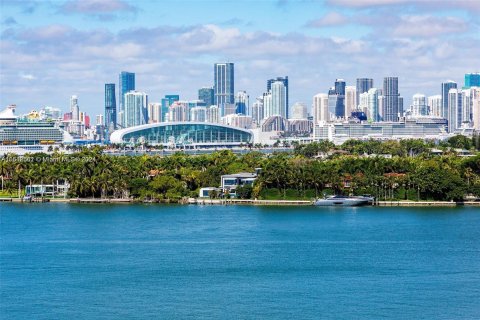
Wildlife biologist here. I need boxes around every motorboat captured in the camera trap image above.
[314,195,372,207]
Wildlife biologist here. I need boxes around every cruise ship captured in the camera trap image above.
[0,106,71,155]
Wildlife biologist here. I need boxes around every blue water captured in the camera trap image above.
[1,204,479,319]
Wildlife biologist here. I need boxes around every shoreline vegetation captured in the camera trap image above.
[1,137,479,205]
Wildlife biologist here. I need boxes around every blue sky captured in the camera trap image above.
[1,0,479,116]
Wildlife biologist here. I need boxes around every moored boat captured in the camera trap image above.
[314,195,371,207]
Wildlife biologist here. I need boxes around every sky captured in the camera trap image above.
[1,0,479,116]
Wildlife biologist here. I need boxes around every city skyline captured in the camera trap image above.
[1,0,479,115]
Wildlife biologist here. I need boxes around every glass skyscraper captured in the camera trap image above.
[214,63,234,115]
[198,87,214,106]
[267,76,289,118]
[464,73,480,88]
[161,95,179,122]
[383,77,400,122]
[441,81,457,119]
[105,83,116,130]
[119,71,135,115]
[356,78,373,107]
[334,79,346,118]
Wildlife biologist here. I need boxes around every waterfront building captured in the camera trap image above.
[147,103,162,123]
[471,87,480,130]
[447,88,463,133]
[465,73,480,88]
[313,93,329,124]
[271,81,287,118]
[367,88,381,122]
[383,77,400,121]
[462,89,472,125]
[345,86,356,118]
[124,91,148,128]
[198,87,214,106]
[214,63,234,115]
[441,80,457,119]
[207,105,220,123]
[105,83,116,130]
[412,93,427,117]
[70,95,79,121]
[263,92,273,118]
[161,95,180,122]
[251,97,264,126]
[110,122,252,148]
[356,78,373,107]
[190,106,207,122]
[428,95,442,117]
[235,91,249,115]
[267,76,289,118]
[291,102,308,119]
[119,71,135,117]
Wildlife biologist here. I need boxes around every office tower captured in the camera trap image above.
[345,86,356,118]
[190,106,207,122]
[428,95,442,117]
[118,71,135,116]
[358,92,369,114]
[334,79,346,118]
[462,89,472,124]
[356,78,373,107]
[251,97,264,125]
[378,95,385,120]
[198,87,214,106]
[465,73,480,88]
[207,105,219,123]
[366,88,380,122]
[147,103,162,123]
[267,76,289,118]
[447,88,462,133]
[412,94,427,117]
[383,77,400,121]
[70,95,79,121]
[161,95,179,122]
[263,92,273,118]
[291,102,308,119]
[104,83,116,130]
[441,80,457,119]
[313,93,329,124]
[327,87,337,119]
[167,102,189,122]
[124,91,148,127]
[271,81,287,118]
[214,63,234,115]
[235,91,249,115]
[398,96,404,117]
[96,114,104,126]
[471,88,480,130]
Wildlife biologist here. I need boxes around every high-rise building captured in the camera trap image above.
[263,92,273,119]
[428,95,442,117]
[251,97,264,125]
[167,101,189,122]
[313,93,329,124]
[334,79,346,118]
[471,88,480,130]
[447,88,462,133]
[291,102,308,119]
[271,81,287,118]
[207,105,220,123]
[190,106,207,122]
[96,114,104,126]
[356,78,373,107]
[235,91,249,115]
[118,71,135,116]
[345,86,356,118]
[412,94,427,117]
[383,77,400,121]
[105,83,116,130]
[327,87,337,119]
[198,87,214,106]
[161,95,179,122]
[441,80,457,119]
[367,88,380,122]
[147,103,162,123]
[461,89,472,124]
[465,73,480,88]
[267,76,289,118]
[70,95,79,121]
[214,63,234,115]
[124,91,147,128]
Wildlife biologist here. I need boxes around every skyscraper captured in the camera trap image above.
[441,80,457,119]
[235,91,249,115]
[465,73,480,88]
[412,94,427,117]
[428,95,442,117]
[214,63,234,115]
[267,76,289,118]
[119,71,135,116]
[251,96,264,125]
[367,88,380,122]
[271,81,287,118]
[356,78,373,107]
[70,95,79,121]
[334,79,346,118]
[447,88,462,133]
[345,86,356,118]
[124,91,148,128]
[313,93,329,124]
[291,102,308,119]
[198,87,214,106]
[383,77,400,121]
[105,83,116,130]
[161,95,179,122]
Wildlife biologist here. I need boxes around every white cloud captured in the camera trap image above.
[392,15,468,37]
[306,12,348,27]
[19,73,36,80]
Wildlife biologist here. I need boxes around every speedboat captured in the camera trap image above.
[314,195,371,207]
